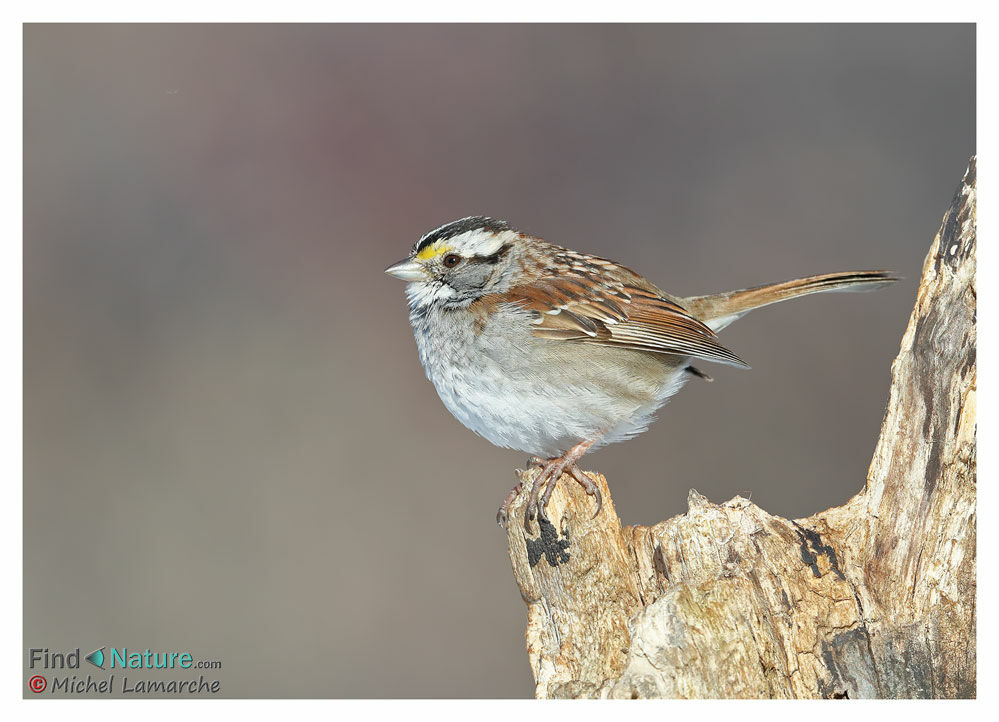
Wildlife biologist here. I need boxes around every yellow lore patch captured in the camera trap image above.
[416,242,451,261]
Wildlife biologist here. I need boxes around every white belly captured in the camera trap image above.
[412,304,691,458]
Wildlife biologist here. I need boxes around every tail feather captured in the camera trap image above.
[684,271,898,332]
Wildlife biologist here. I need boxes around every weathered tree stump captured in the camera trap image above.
[504,158,976,699]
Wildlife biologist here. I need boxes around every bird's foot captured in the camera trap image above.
[527,458,570,530]
[522,440,598,532]
[567,464,603,519]
[496,480,525,527]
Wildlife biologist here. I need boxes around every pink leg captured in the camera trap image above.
[496,481,525,526]
[567,465,602,519]
[524,439,597,531]
[497,458,556,526]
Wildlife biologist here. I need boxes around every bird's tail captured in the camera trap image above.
[683,271,898,332]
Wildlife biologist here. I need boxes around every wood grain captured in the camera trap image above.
[503,158,976,699]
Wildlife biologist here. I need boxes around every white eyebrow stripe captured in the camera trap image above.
[449,229,516,258]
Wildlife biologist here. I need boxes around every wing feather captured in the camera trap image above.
[485,251,749,368]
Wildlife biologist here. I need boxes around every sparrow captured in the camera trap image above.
[386,216,895,529]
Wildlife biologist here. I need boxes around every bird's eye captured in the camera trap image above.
[442,254,462,268]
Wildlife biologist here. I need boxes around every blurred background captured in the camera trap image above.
[24,24,974,697]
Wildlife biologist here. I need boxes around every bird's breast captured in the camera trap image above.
[410,303,689,457]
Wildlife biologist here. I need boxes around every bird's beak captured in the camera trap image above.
[384,257,428,282]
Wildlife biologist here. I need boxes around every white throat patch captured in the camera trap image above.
[406,280,456,310]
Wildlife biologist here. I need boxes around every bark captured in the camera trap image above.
[504,157,977,699]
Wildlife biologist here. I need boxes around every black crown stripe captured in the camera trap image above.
[414,216,510,253]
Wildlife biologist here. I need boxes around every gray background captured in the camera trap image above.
[24,24,974,697]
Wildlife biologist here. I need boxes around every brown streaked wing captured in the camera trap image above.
[487,263,750,368]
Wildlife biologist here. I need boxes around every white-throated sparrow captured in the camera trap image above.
[386,217,895,529]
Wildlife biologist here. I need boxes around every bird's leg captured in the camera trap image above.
[537,459,570,524]
[524,466,555,530]
[526,439,598,530]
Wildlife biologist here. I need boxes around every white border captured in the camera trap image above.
[5,3,990,717]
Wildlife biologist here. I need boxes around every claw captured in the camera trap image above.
[590,486,603,519]
[568,465,602,519]
[590,485,603,519]
[538,463,566,524]
[496,480,525,527]
[524,468,549,532]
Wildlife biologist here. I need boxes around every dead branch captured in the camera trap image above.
[503,158,976,699]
